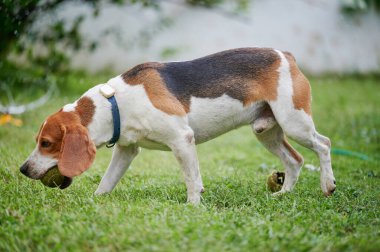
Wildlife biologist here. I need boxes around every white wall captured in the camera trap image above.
[58,0,380,74]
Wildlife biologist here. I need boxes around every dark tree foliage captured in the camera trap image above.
[341,0,380,14]
[0,0,126,67]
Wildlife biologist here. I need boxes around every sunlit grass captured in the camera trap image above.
[0,75,379,251]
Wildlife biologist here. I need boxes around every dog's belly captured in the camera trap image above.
[188,95,265,144]
[135,95,264,151]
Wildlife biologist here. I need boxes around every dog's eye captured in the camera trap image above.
[41,140,51,148]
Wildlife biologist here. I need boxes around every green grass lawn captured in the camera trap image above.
[0,75,379,251]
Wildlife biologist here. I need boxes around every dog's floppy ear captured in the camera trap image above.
[58,124,96,177]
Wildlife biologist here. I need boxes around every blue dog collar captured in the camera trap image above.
[100,84,120,148]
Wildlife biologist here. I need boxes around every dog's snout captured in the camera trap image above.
[20,162,30,176]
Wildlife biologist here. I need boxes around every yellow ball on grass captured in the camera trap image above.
[267,171,285,192]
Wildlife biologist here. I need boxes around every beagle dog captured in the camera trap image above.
[20,48,336,203]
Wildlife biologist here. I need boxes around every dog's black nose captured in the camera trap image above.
[20,162,29,176]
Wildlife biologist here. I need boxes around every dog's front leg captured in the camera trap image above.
[95,144,139,195]
[169,130,203,204]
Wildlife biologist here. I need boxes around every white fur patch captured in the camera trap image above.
[26,148,58,179]
[62,101,78,112]
[188,95,264,143]
[271,50,293,123]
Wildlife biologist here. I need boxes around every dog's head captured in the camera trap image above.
[20,111,96,188]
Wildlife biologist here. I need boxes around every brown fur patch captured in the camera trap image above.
[122,63,187,116]
[58,123,96,177]
[243,55,281,106]
[282,138,303,164]
[285,53,312,115]
[75,96,96,126]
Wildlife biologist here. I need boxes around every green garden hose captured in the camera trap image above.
[332,148,372,161]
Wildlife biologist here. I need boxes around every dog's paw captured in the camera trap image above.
[187,193,201,205]
[200,186,205,193]
[322,177,336,197]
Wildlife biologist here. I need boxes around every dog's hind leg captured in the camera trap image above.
[253,122,304,193]
[268,50,336,196]
[268,108,336,196]
[95,144,139,195]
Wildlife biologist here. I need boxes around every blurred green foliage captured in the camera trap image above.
[0,0,129,70]
[0,60,51,104]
